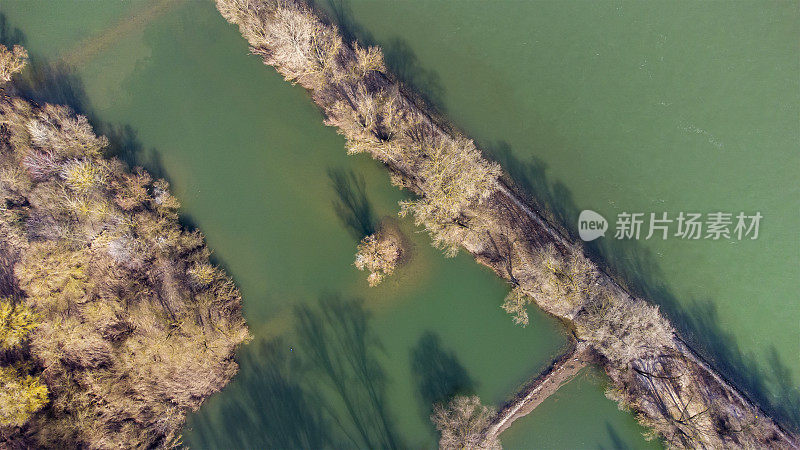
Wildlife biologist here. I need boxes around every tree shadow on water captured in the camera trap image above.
[188,295,404,449]
[14,59,90,118]
[188,338,335,449]
[328,168,376,241]
[381,37,446,113]
[484,140,800,433]
[410,331,475,431]
[319,0,447,113]
[599,422,634,450]
[0,14,23,48]
[295,294,401,449]
[1,13,90,118]
[101,124,169,180]
[0,12,170,183]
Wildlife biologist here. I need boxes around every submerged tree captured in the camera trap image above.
[354,228,403,286]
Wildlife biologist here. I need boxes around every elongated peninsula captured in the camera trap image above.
[215,0,798,448]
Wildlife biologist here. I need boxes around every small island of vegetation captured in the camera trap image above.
[0,2,794,448]
[214,0,798,448]
[354,225,404,287]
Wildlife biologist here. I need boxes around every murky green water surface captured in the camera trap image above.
[326,1,799,445]
[2,0,796,448]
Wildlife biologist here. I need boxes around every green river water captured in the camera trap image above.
[1,0,797,448]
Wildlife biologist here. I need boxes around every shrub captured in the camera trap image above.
[0,299,38,350]
[0,365,48,427]
[0,44,27,84]
[575,294,673,367]
[431,395,500,450]
[354,230,403,287]
[500,287,529,327]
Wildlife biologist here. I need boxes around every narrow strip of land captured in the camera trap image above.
[484,342,590,440]
[215,1,800,446]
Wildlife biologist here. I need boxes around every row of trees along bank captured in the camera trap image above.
[214,1,798,448]
[0,45,249,448]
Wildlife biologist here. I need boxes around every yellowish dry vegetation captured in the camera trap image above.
[354,229,403,287]
[0,78,249,446]
[217,1,798,447]
[0,44,27,84]
[0,299,48,429]
[431,395,500,450]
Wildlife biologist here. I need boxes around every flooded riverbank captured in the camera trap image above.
[2,0,795,447]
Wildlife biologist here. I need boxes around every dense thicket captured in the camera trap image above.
[215,1,796,448]
[0,47,249,448]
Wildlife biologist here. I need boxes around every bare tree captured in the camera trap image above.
[431,395,501,450]
[354,229,403,286]
[0,44,27,83]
